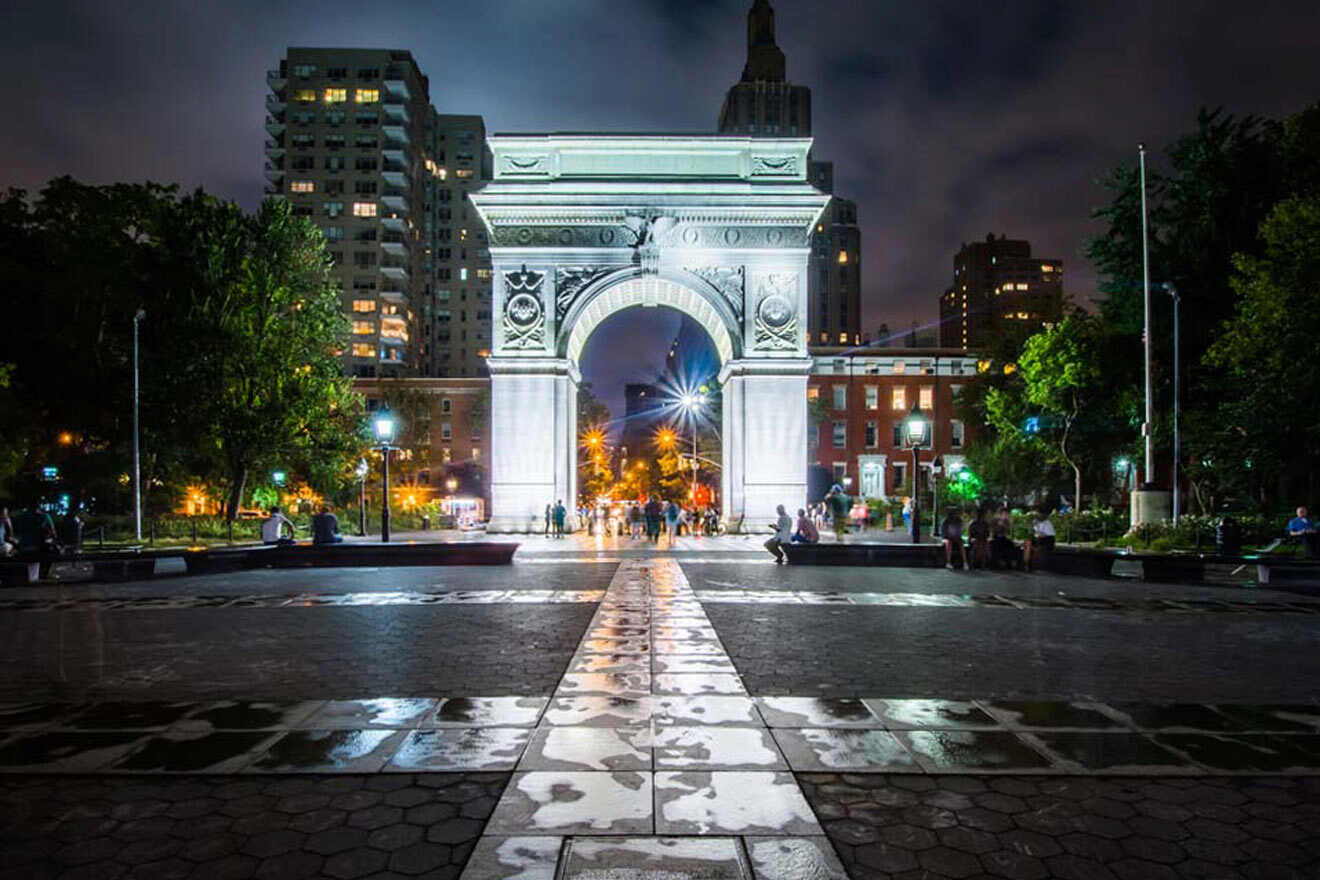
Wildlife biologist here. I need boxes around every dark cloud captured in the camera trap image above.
[4,0,1316,346]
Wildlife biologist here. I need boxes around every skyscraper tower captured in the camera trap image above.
[717,2,861,346]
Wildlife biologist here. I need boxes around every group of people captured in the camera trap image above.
[0,502,76,577]
[543,498,721,541]
[259,505,344,546]
[937,505,1055,571]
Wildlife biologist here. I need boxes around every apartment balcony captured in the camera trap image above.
[266,69,286,90]
[381,124,409,145]
[382,102,409,124]
[382,148,407,166]
[265,94,285,114]
[382,170,407,188]
[380,262,410,281]
[264,144,285,160]
[263,168,285,185]
[381,192,409,214]
[381,237,408,258]
[383,78,410,101]
[265,120,285,138]
[381,216,407,233]
[379,287,408,305]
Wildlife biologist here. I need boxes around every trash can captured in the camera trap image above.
[1215,516,1241,556]
[421,515,431,531]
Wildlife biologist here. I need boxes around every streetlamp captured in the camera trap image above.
[1165,282,1181,526]
[272,470,286,488]
[901,402,930,544]
[1138,143,1154,486]
[679,392,706,503]
[355,458,369,536]
[132,307,145,543]
[373,408,398,542]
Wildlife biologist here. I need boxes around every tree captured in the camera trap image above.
[1206,197,1320,506]
[170,197,358,519]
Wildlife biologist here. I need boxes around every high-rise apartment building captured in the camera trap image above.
[717,0,861,346]
[938,234,1065,351]
[265,48,492,379]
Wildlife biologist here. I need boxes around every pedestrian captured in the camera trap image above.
[553,500,566,538]
[968,508,991,569]
[1287,506,1318,559]
[677,506,690,537]
[630,504,643,539]
[261,506,297,545]
[57,509,84,554]
[544,503,552,537]
[941,508,967,570]
[850,499,869,532]
[0,505,15,557]
[1024,509,1056,572]
[990,504,1017,569]
[792,508,820,544]
[664,499,680,543]
[902,496,913,534]
[644,496,662,542]
[825,484,849,542]
[311,505,344,545]
[764,503,794,564]
[12,500,62,578]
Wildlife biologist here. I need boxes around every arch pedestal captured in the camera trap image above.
[472,134,830,533]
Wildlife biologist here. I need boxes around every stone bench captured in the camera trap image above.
[0,560,41,586]
[782,542,945,567]
[1255,559,1320,593]
[183,541,519,575]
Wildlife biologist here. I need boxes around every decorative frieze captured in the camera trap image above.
[554,266,614,322]
[489,223,808,249]
[753,273,799,350]
[686,266,746,321]
[502,266,546,350]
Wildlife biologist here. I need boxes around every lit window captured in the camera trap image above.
[324,88,347,103]
[459,268,468,281]
[352,300,376,312]
[294,89,316,103]
[351,343,374,358]
[807,386,820,401]
[476,269,491,280]
[355,88,379,103]
[289,180,314,193]
[891,387,906,410]
[837,251,849,264]
[865,386,878,410]
[455,169,474,179]
[352,321,374,335]
[838,332,848,343]
[352,202,377,218]
[919,387,934,410]
[1016,283,1029,290]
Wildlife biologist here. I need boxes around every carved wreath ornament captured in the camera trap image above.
[754,274,798,350]
[502,266,546,349]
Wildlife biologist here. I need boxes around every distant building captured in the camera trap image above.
[808,349,980,499]
[717,0,861,345]
[265,49,492,379]
[938,234,1064,351]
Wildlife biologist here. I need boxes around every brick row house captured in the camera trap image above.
[808,348,980,500]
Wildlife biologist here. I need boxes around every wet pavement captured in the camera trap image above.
[2,549,1319,877]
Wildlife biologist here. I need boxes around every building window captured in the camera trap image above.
[351,343,374,358]
[837,250,849,264]
[832,386,847,410]
[293,89,316,103]
[351,321,374,335]
[833,462,848,483]
[893,462,907,490]
[324,88,347,103]
[293,64,316,78]
[865,421,878,448]
[865,386,878,410]
[919,387,934,411]
[323,226,343,243]
[891,387,906,410]
[352,201,377,218]
[351,299,376,313]
[951,419,965,448]
[355,88,379,103]
[323,202,344,218]
[289,180,314,193]
[832,421,847,449]
[441,398,451,414]
[440,422,452,441]
[892,425,902,446]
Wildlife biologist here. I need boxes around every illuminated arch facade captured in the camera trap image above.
[472,134,830,532]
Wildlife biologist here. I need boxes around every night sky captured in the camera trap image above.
[4,1,1316,411]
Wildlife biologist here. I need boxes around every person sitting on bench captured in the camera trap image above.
[1288,506,1318,559]
[260,506,297,546]
[12,500,62,578]
[311,505,344,545]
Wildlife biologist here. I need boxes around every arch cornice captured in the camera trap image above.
[559,268,741,366]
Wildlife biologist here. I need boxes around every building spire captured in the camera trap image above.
[742,0,786,82]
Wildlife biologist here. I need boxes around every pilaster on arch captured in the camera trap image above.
[562,274,738,367]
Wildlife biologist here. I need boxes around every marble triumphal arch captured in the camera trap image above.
[471,135,830,532]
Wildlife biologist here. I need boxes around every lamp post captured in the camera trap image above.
[373,409,398,542]
[902,402,930,544]
[1166,282,1181,526]
[679,392,707,504]
[355,458,369,536]
[272,470,286,489]
[132,308,145,543]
